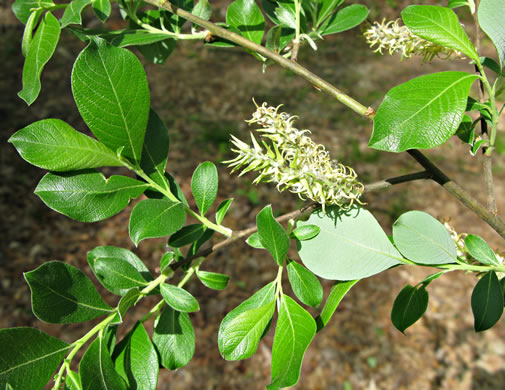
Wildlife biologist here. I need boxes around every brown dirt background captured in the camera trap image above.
[2,1,505,389]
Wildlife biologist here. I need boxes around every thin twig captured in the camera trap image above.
[364,171,431,192]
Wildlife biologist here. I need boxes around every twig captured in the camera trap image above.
[364,171,431,192]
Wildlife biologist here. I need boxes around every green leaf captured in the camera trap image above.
[455,114,475,144]
[112,288,142,324]
[0,328,70,389]
[216,198,233,225]
[80,338,127,390]
[72,39,150,162]
[448,0,471,11]
[402,5,479,63]
[290,225,320,241]
[218,282,276,352]
[392,210,458,264]
[60,0,91,27]
[226,0,265,44]
[286,260,323,307]
[465,234,500,265]
[64,370,82,390]
[22,9,43,57]
[316,0,344,27]
[256,205,290,265]
[94,258,150,295]
[192,0,212,22]
[24,261,113,323]
[168,224,205,248]
[9,119,122,171]
[191,161,218,216]
[152,306,195,370]
[267,295,316,389]
[160,283,200,312]
[113,323,158,390]
[220,300,275,360]
[93,0,111,22]
[196,270,230,290]
[480,56,505,76]
[316,280,358,331]
[472,271,504,332]
[391,284,429,333]
[274,3,297,30]
[12,0,55,24]
[265,25,295,54]
[35,170,147,223]
[478,0,505,68]
[187,227,214,257]
[138,39,176,64]
[246,232,265,249]
[18,12,61,106]
[129,199,185,245]
[110,31,174,48]
[88,246,153,296]
[298,207,403,280]
[370,71,478,152]
[320,4,369,36]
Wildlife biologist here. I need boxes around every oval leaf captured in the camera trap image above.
[257,205,290,265]
[298,207,403,280]
[35,170,148,222]
[168,224,205,248]
[24,261,113,324]
[246,232,265,249]
[191,161,218,216]
[226,0,265,44]
[478,0,505,68]
[286,260,323,307]
[94,258,149,295]
[216,198,233,225]
[472,271,504,332]
[160,283,200,312]
[72,38,150,162]
[320,4,369,36]
[370,71,478,152]
[129,198,185,245]
[391,284,429,333]
[60,0,91,27]
[393,210,458,265]
[0,328,70,389]
[196,270,230,290]
[316,280,358,331]
[290,224,320,241]
[465,234,500,265]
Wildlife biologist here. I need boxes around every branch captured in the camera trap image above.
[364,171,431,192]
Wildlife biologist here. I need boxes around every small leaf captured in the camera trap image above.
[246,232,265,249]
[226,0,265,44]
[472,271,504,332]
[478,0,505,68]
[465,234,500,265]
[110,31,175,48]
[12,0,54,24]
[391,284,429,333]
[94,258,149,295]
[393,210,458,264]
[21,9,42,57]
[286,260,323,307]
[192,0,212,22]
[290,225,320,241]
[93,0,111,22]
[316,280,358,331]
[316,0,344,27]
[168,224,205,248]
[402,5,479,63]
[267,295,316,389]
[320,4,369,36]
[80,338,127,390]
[129,199,185,245]
[196,270,230,290]
[112,288,142,324]
[455,114,474,144]
[18,12,61,106]
[138,39,176,64]
[9,119,122,171]
[160,283,200,312]
[370,71,478,152]
[113,323,158,390]
[216,198,233,225]
[152,306,195,370]
[256,205,290,265]
[0,328,70,389]
[191,161,218,216]
[64,370,82,390]
[60,0,91,27]
[25,261,113,324]
[35,170,148,222]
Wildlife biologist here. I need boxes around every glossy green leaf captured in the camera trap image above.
[257,205,290,265]
[140,110,169,190]
[286,260,323,307]
[12,0,55,24]
[402,5,479,62]
[60,0,91,27]
[246,232,265,249]
[168,224,205,248]
[421,271,447,286]
[220,300,275,360]
[24,261,113,323]
[316,280,358,331]
[218,282,276,352]
[480,56,505,76]
[478,0,505,68]
[72,39,150,162]
[290,224,320,241]
[391,284,429,333]
[94,258,149,295]
[110,32,174,47]
[393,210,458,264]
[267,295,316,389]
[93,0,111,22]
[0,328,69,389]
[18,12,61,106]
[113,323,158,390]
[455,114,474,144]
[35,170,147,222]
[226,0,265,44]
[472,271,504,331]
[9,119,122,171]
[465,234,500,265]
[21,9,42,57]
[138,38,176,64]
[129,199,185,245]
[370,71,478,152]
[192,0,212,21]
[316,0,344,27]
[320,4,369,36]
[298,207,403,280]
[187,227,214,257]
[196,270,230,290]
[112,288,142,325]
[216,198,233,225]
[152,306,195,370]
[191,161,218,216]
[274,3,297,29]
[448,0,472,11]
[80,337,127,390]
[160,283,200,312]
